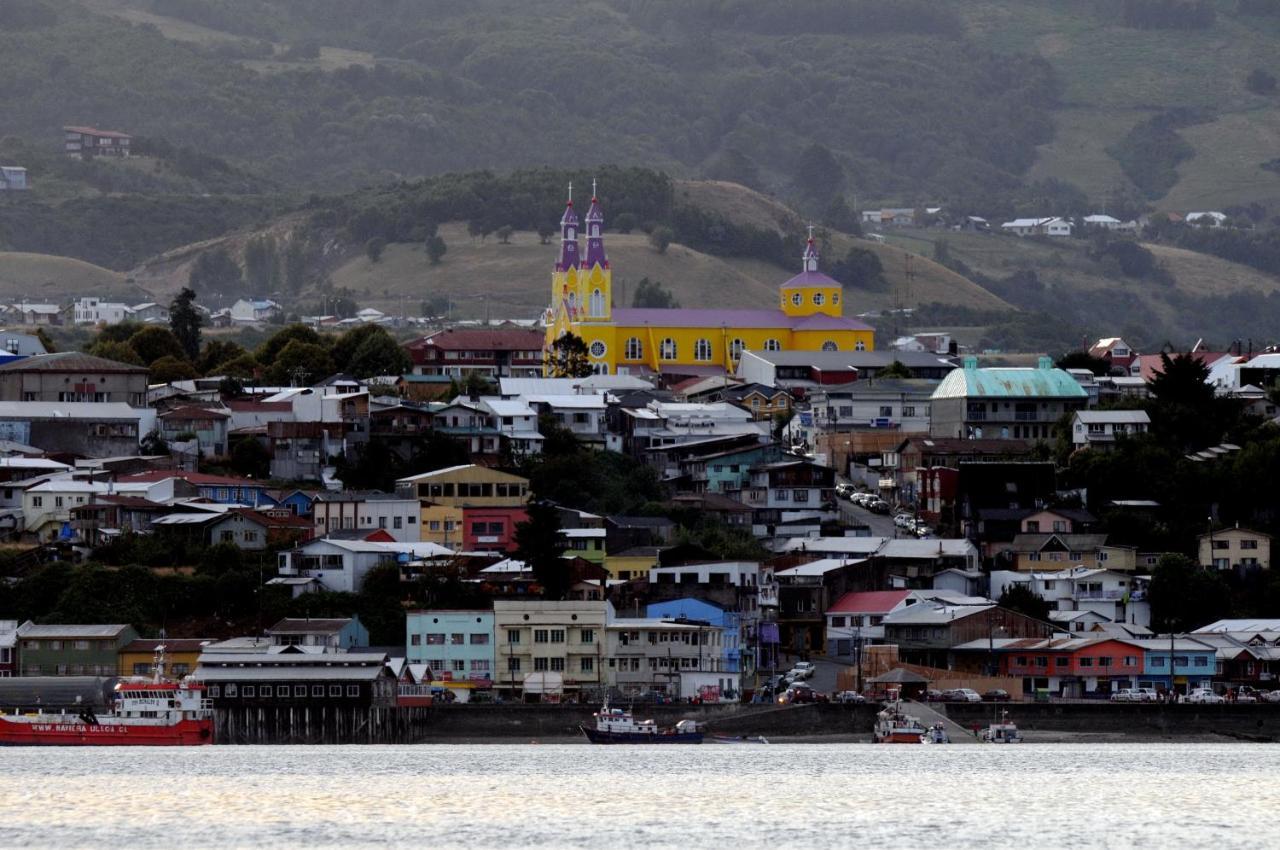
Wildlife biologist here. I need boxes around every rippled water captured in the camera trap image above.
[0,744,1275,849]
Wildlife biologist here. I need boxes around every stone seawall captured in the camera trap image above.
[940,702,1280,741]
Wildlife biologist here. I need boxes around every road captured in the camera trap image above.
[836,496,902,538]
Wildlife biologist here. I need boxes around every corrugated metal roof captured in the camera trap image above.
[192,667,385,681]
[933,363,1088,400]
[19,624,132,638]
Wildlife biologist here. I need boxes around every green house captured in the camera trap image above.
[18,624,139,676]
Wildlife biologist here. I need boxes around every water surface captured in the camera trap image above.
[1,744,1272,849]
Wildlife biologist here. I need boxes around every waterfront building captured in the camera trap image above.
[404,610,495,687]
[192,650,397,709]
[605,616,728,700]
[647,597,747,676]
[543,188,874,377]
[118,638,213,678]
[267,617,368,652]
[16,623,139,676]
[492,600,609,700]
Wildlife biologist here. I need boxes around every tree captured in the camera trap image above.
[283,240,307,293]
[997,584,1051,622]
[244,235,278,291]
[89,340,143,366]
[632,277,679,308]
[496,225,514,244]
[34,327,55,354]
[1148,553,1232,632]
[822,195,861,234]
[879,360,912,379]
[1057,350,1113,376]
[513,500,569,601]
[140,430,169,456]
[1246,68,1277,95]
[547,332,593,378]
[365,236,386,263]
[332,324,411,378]
[536,222,555,245]
[169,287,202,362]
[613,212,638,234]
[425,235,447,265]
[257,324,325,365]
[188,248,242,297]
[265,340,334,385]
[830,247,889,291]
[794,143,844,206]
[649,226,674,254]
[198,339,247,375]
[217,353,259,379]
[150,355,199,383]
[228,437,271,478]
[127,326,187,366]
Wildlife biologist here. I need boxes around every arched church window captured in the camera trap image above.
[822,341,838,352]
[590,288,605,316]
[694,339,712,361]
[791,293,802,306]
[730,339,744,359]
[660,338,677,360]
[764,339,781,352]
[625,338,643,360]
[855,340,866,351]
[813,293,825,306]
[589,340,607,359]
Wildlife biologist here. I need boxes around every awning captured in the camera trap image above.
[521,671,564,694]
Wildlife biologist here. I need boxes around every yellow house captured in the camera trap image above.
[118,638,212,678]
[395,464,529,544]
[544,186,874,376]
[604,546,663,581]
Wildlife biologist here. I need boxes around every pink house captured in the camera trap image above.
[461,505,527,553]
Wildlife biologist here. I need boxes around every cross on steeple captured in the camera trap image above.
[567,181,573,205]
[592,178,598,199]
[807,223,815,241]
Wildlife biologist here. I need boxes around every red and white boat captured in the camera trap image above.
[872,700,928,744]
[0,650,214,746]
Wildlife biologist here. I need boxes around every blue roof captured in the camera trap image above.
[933,358,1088,400]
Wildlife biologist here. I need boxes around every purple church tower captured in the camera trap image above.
[583,180,608,269]
[555,183,580,272]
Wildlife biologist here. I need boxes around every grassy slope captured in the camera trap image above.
[0,252,140,301]
[965,0,1280,210]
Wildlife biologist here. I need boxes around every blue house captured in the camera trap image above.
[647,597,745,674]
[1135,638,1217,693]
[679,444,782,494]
[405,610,495,684]
[274,489,317,518]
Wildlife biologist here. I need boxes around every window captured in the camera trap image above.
[1099,657,1113,668]
[330,685,342,697]
[580,628,595,644]
[1194,656,1208,667]
[470,633,489,645]
[30,496,41,508]
[452,660,466,672]
[589,289,605,317]
[589,340,607,358]
[813,292,825,306]
[346,685,359,697]
[764,339,780,352]
[450,633,464,645]
[1026,521,1040,532]
[393,516,403,530]
[730,339,744,359]
[243,686,255,697]
[74,640,90,651]
[1122,656,1137,667]
[581,657,594,673]
[790,292,802,306]
[1152,656,1166,668]
[1054,657,1068,668]
[506,630,521,644]
[294,685,306,697]
[534,629,549,643]
[312,685,324,697]
[472,660,491,673]
[534,657,549,671]
[694,339,712,361]
[830,616,846,628]
[832,293,840,305]
[550,629,565,643]
[1241,539,1259,550]
[1079,657,1094,668]
[508,658,521,672]
[550,657,565,672]
[625,337,643,360]
[426,633,445,645]
[659,338,677,360]
[855,340,866,351]
[1212,540,1230,550]
[821,341,838,351]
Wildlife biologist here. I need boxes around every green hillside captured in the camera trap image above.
[0,252,140,302]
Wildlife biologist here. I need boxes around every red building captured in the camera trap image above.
[959,636,1145,698]
[405,327,544,379]
[63,125,132,159]
[462,505,528,553]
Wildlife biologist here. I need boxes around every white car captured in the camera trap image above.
[788,662,816,680]
[894,513,914,528]
[1262,690,1280,703]
[1186,688,1225,704]
[950,688,982,703]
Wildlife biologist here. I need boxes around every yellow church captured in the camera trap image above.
[543,186,874,376]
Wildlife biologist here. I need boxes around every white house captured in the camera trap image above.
[0,167,28,191]
[275,538,453,594]
[1000,217,1073,237]
[1186,211,1226,227]
[990,567,1150,629]
[479,398,544,455]
[229,299,282,324]
[356,307,386,323]
[130,302,170,323]
[1070,410,1151,449]
[72,297,134,326]
[311,491,421,543]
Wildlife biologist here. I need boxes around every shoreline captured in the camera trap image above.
[394,730,1262,745]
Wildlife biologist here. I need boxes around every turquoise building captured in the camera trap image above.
[1135,638,1216,693]
[405,610,495,684]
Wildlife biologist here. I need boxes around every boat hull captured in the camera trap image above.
[580,725,702,744]
[874,731,926,744]
[0,717,214,746]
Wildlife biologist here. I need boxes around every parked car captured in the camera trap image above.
[914,524,935,538]
[946,688,982,703]
[924,689,945,702]
[833,690,866,704]
[1186,688,1226,704]
[1234,686,1262,703]
[982,689,1011,702]
[782,683,828,704]
[788,661,816,680]
[866,499,891,514]
[1111,688,1158,703]
[1261,690,1280,703]
[894,513,914,528]
[836,483,855,500]
[852,493,873,507]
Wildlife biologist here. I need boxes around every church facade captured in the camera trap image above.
[544,188,874,376]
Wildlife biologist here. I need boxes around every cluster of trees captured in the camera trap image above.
[1106,109,1206,199]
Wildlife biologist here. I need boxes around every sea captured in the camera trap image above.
[1,744,1274,850]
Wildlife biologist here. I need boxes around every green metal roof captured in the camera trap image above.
[932,357,1088,400]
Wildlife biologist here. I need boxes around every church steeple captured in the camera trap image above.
[556,182,580,272]
[802,223,820,273]
[583,178,608,269]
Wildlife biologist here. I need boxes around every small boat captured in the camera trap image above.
[920,722,950,744]
[580,703,703,744]
[0,647,213,746]
[980,711,1023,744]
[710,734,769,745]
[873,700,928,744]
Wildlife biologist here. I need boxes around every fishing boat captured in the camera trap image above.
[872,700,928,744]
[979,711,1023,744]
[580,703,703,744]
[920,722,950,744]
[709,734,770,745]
[0,648,214,746]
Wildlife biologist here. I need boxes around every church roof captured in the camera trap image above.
[609,307,871,331]
[780,270,841,288]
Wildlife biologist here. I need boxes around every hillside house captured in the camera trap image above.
[930,356,1088,441]
[229,299,281,324]
[63,126,132,159]
[1070,410,1150,450]
[0,167,28,191]
[1199,527,1271,572]
[1000,217,1073,237]
[406,327,545,379]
